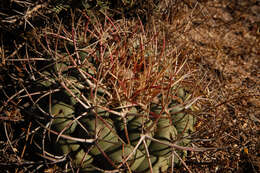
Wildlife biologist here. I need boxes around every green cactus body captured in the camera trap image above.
[127,116,154,150]
[127,106,139,121]
[64,87,81,106]
[92,107,110,117]
[47,84,196,171]
[150,102,163,115]
[51,102,77,134]
[111,104,138,132]
[169,104,184,114]
[135,155,157,172]
[106,144,145,171]
[167,148,188,166]
[79,115,118,156]
[135,155,169,173]
[151,156,169,173]
[39,71,56,87]
[55,61,68,73]
[149,116,178,156]
[55,139,80,155]
[73,149,93,168]
[172,113,195,134]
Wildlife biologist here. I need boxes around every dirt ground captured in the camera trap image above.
[169,0,260,172]
[0,0,259,172]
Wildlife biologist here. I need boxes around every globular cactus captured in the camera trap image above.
[46,85,196,172]
[32,12,198,172]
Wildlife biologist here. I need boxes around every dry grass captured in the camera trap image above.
[0,0,259,172]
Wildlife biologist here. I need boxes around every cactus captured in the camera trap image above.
[32,11,198,172]
[44,69,196,172]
